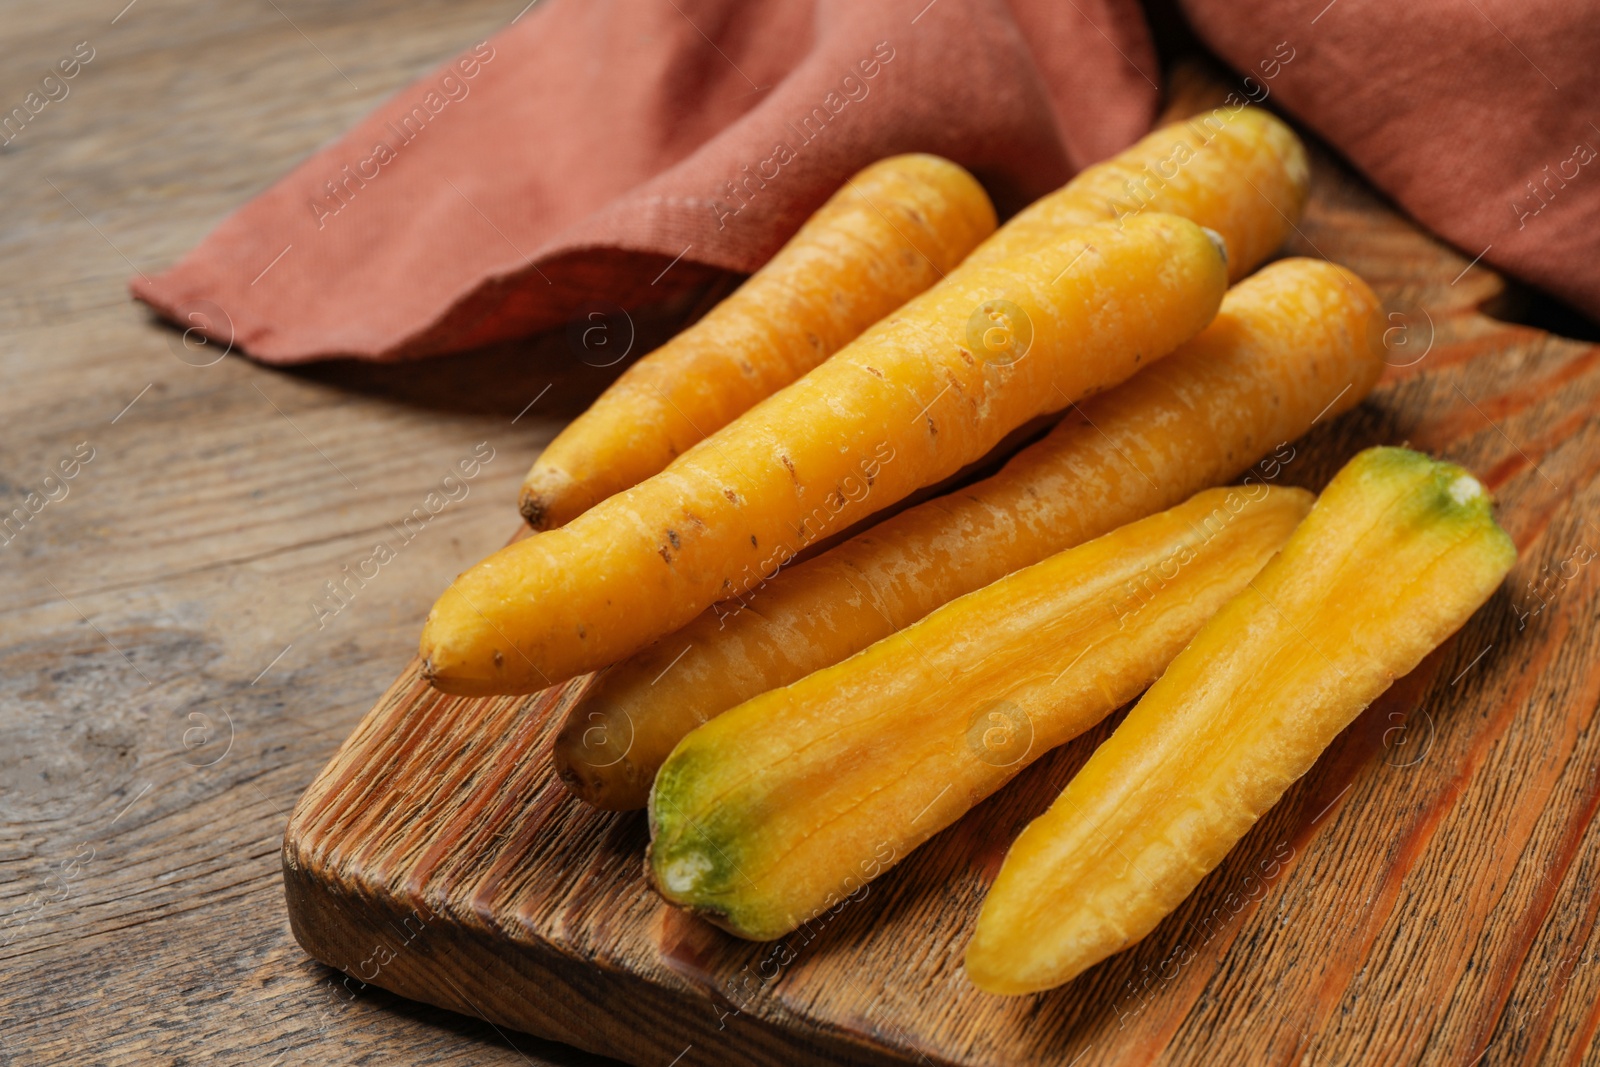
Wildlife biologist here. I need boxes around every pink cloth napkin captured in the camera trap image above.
[130,0,1600,363]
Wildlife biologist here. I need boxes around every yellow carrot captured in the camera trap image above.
[966,448,1516,994]
[522,108,1304,531]
[966,105,1308,282]
[519,155,997,529]
[555,258,1381,810]
[421,213,1228,694]
[648,486,1313,940]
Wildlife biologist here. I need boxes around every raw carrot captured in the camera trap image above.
[421,213,1228,694]
[965,105,1308,282]
[519,155,997,529]
[966,448,1516,995]
[556,258,1381,810]
[647,486,1313,940]
[521,108,1305,531]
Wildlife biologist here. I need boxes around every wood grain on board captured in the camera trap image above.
[282,82,1600,1067]
[0,1,624,1063]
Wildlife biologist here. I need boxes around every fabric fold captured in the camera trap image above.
[131,0,1599,365]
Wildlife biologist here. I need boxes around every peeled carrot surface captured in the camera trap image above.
[966,448,1517,994]
[519,155,997,529]
[421,213,1228,694]
[967,106,1308,283]
[520,107,1304,532]
[556,258,1382,809]
[648,486,1313,940]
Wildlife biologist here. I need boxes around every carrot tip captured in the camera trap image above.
[519,488,550,529]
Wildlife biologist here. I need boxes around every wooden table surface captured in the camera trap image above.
[6,2,1600,1066]
[0,0,620,1062]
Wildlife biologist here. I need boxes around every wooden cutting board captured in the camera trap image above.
[281,102,1600,1064]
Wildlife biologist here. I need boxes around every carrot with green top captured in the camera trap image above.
[421,213,1228,694]
[966,447,1516,994]
[556,257,1381,810]
[647,485,1313,941]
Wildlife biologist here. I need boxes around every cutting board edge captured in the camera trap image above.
[279,679,951,1067]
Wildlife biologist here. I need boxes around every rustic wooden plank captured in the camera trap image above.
[279,97,1600,1067]
[6,1,1600,1064]
[0,1,628,1063]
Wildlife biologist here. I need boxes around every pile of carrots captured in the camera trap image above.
[418,106,1515,995]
